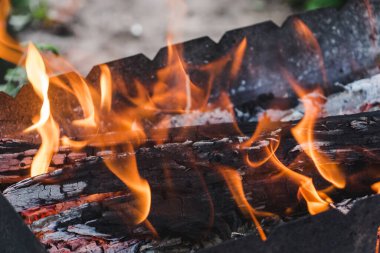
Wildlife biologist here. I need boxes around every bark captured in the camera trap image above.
[3,111,380,249]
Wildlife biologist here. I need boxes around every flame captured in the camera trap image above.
[100,64,112,112]
[103,145,151,225]
[70,74,97,128]
[265,141,330,215]
[372,182,380,194]
[0,0,357,234]
[24,43,59,177]
[284,72,346,189]
[230,38,247,79]
[241,114,279,168]
[0,0,23,64]
[219,167,267,241]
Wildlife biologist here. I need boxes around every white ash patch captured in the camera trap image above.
[41,231,76,242]
[62,181,87,198]
[331,196,370,215]
[236,136,249,143]
[324,74,380,116]
[290,141,331,152]
[266,73,380,122]
[67,224,110,238]
[164,108,234,128]
[350,120,369,131]
[242,140,270,150]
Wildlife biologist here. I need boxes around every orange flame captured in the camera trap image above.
[24,43,60,177]
[284,72,346,189]
[265,141,330,215]
[372,182,380,194]
[219,167,267,241]
[0,0,23,64]
[100,64,113,113]
[241,114,279,168]
[103,145,151,225]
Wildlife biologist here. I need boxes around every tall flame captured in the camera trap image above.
[284,72,346,189]
[24,43,59,177]
[100,64,112,112]
[0,0,23,64]
[219,167,267,241]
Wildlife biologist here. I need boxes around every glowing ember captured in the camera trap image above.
[372,182,380,194]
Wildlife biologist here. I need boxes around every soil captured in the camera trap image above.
[19,0,293,74]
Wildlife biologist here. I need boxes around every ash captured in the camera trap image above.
[164,73,380,128]
[266,73,380,122]
[164,108,235,128]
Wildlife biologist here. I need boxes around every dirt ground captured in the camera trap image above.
[20,0,293,74]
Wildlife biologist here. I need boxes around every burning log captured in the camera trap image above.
[0,139,91,190]
[3,110,380,249]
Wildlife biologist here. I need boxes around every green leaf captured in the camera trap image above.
[36,43,60,55]
[0,67,27,97]
[304,0,347,10]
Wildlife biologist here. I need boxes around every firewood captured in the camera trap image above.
[2,111,380,250]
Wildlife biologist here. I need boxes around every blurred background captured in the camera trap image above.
[1,0,347,96]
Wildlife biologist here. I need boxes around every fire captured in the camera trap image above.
[241,114,279,168]
[24,43,60,177]
[100,64,112,112]
[219,167,267,241]
[0,0,23,64]
[103,145,151,225]
[69,74,97,128]
[59,64,151,226]
[284,72,346,189]
[0,0,362,239]
[265,140,330,215]
[372,182,380,194]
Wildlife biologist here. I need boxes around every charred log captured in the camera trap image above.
[3,111,380,249]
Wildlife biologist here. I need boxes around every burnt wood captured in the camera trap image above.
[3,111,380,247]
[200,195,380,253]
